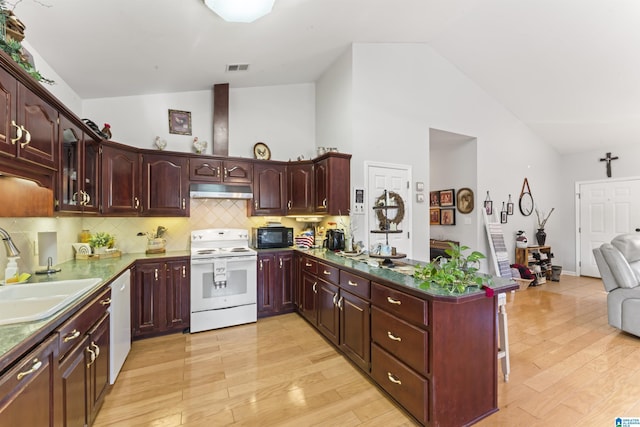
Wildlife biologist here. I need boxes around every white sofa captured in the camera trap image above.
[593,233,640,337]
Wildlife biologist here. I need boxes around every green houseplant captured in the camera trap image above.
[414,242,491,294]
[89,232,114,253]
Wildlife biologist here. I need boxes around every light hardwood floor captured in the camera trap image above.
[95,275,640,426]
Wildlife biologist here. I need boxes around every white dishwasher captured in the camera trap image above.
[109,269,131,384]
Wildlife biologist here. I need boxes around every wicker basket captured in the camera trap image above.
[514,277,534,291]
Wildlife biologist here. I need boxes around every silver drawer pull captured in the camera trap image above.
[387,331,402,342]
[63,329,81,342]
[17,358,42,380]
[387,296,402,305]
[347,280,358,287]
[323,270,331,275]
[387,372,402,385]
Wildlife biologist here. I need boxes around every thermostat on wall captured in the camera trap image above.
[353,188,365,214]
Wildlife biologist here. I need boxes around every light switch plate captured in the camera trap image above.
[353,188,365,214]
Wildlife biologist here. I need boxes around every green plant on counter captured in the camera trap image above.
[413,243,490,294]
[89,232,114,248]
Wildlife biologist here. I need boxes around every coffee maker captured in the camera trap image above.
[324,229,345,251]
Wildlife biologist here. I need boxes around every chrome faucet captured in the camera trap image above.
[0,228,20,257]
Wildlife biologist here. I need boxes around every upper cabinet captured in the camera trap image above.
[100,144,140,215]
[314,153,351,215]
[0,65,57,171]
[286,162,314,215]
[141,153,189,216]
[57,114,99,213]
[190,157,252,184]
[250,163,286,216]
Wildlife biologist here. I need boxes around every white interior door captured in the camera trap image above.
[366,163,412,258]
[579,178,640,277]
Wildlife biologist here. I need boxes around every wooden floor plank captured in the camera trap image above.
[95,275,640,426]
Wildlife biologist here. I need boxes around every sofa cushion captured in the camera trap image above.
[600,243,638,289]
[611,234,640,282]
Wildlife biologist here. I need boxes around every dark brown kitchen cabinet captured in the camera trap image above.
[286,162,314,215]
[132,258,190,339]
[257,251,294,318]
[141,153,189,216]
[190,157,252,184]
[57,287,111,427]
[250,163,286,216]
[317,278,340,346]
[57,114,100,213]
[0,64,58,171]
[100,143,140,215]
[0,334,60,427]
[313,153,351,215]
[339,288,371,372]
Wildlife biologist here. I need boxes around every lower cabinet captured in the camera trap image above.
[257,251,294,318]
[0,334,60,427]
[57,287,112,427]
[339,289,370,372]
[132,258,190,339]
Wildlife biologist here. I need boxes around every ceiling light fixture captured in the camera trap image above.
[204,0,275,23]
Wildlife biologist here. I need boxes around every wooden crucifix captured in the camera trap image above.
[599,152,619,178]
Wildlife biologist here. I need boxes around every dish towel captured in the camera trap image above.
[214,259,227,286]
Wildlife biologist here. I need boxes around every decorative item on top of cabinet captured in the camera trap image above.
[154,136,167,150]
[253,142,271,160]
[193,137,207,154]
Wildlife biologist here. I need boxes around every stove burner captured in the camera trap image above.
[196,249,217,255]
[231,247,250,252]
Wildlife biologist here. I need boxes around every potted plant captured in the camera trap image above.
[89,232,114,254]
[414,242,491,294]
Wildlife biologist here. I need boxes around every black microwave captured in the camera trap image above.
[251,227,294,249]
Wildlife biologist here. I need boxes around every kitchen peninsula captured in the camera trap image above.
[294,248,517,426]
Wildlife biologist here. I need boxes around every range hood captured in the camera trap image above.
[189,183,253,199]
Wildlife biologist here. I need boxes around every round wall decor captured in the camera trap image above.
[375,191,405,229]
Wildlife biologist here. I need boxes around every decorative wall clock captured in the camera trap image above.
[518,178,534,216]
[253,142,271,160]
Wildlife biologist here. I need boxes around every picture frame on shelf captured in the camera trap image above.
[168,109,192,135]
[440,208,456,225]
[439,189,455,207]
[430,191,440,207]
[430,208,440,225]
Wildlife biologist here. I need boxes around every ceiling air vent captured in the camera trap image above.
[226,63,250,72]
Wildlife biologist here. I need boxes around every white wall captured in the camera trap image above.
[317,43,563,272]
[82,83,316,161]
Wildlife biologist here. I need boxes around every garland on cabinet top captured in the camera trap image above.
[0,2,54,84]
[375,191,405,230]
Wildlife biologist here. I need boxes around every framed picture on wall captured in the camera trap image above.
[440,208,456,225]
[168,109,192,135]
[430,208,440,225]
[430,191,440,207]
[439,189,455,207]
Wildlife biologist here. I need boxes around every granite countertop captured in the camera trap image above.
[298,248,517,299]
[0,250,190,364]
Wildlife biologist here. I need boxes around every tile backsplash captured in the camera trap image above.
[0,199,306,279]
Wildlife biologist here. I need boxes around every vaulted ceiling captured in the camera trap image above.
[13,0,640,154]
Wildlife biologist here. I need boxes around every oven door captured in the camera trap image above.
[190,255,257,312]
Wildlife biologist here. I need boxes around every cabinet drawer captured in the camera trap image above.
[300,256,317,275]
[371,306,428,375]
[339,270,370,299]
[371,344,429,425]
[57,287,111,360]
[371,282,428,327]
[317,262,339,285]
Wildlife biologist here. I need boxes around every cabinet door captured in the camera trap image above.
[313,159,329,213]
[223,159,252,184]
[59,335,90,427]
[189,158,222,182]
[278,252,295,313]
[287,163,314,214]
[132,261,162,337]
[314,155,351,215]
[81,136,100,213]
[17,84,58,170]
[58,115,83,212]
[317,279,340,346]
[86,313,110,426]
[164,259,190,331]
[257,252,277,317]
[0,66,17,159]
[300,272,318,325]
[0,334,59,427]
[340,290,371,372]
[141,153,189,216]
[101,144,140,215]
[251,163,286,215]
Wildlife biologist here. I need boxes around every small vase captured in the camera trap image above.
[536,228,547,246]
[93,246,107,255]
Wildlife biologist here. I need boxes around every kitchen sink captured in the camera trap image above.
[0,278,102,326]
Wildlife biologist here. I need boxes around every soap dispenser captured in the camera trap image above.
[4,256,19,282]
